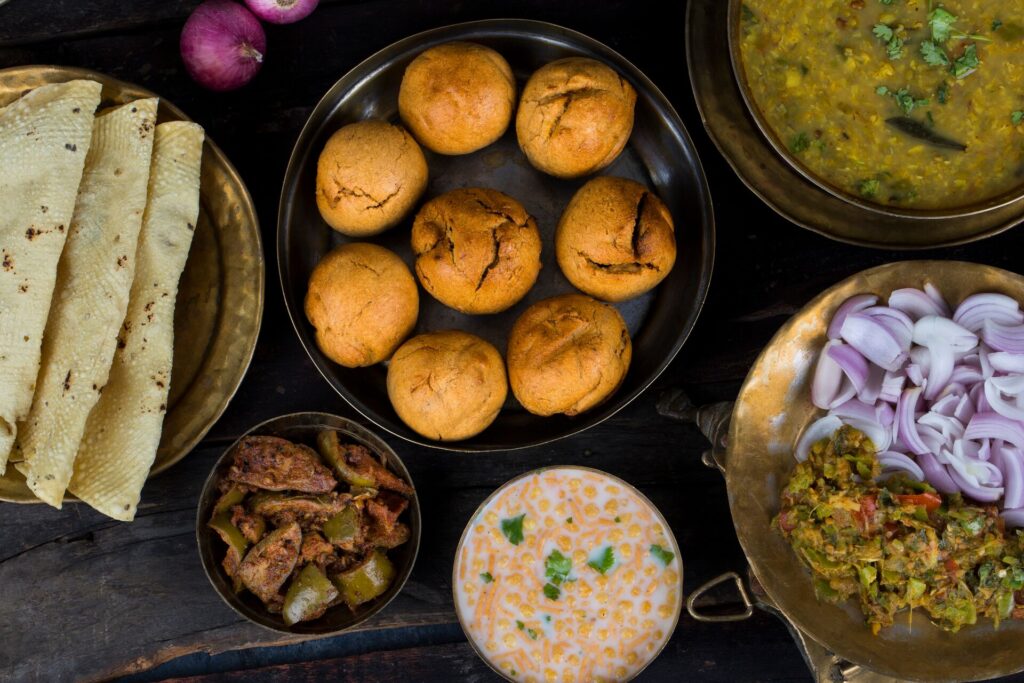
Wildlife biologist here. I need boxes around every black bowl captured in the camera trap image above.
[278,19,715,451]
[196,412,421,635]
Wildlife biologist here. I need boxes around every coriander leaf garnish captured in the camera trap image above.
[790,132,811,154]
[872,24,905,60]
[993,19,1003,31]
[879,0,895,4]
[1013,111,1024,126]
[952,44,980,79]
[516,619,524,629]
[650,544,676,566]
[873,24,894,42]
[928,7,957,42]
[858,178,881,198]
[614,516,622,523]
[544,549,572,586]
[543,583,560,600]
[878,86,929,116]
[480,571,494,583]
[876,85,890,96]
[514,620,538,639]
[740,4,758,24]
[920,41,950,67]
[500,513,525,546]
[937,82,950,104]
[587,546,616,575]
[565,517,572,524]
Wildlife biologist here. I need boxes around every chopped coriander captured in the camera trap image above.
[993,19,1003,31]
[480,572,494,583]
[876,85,890,96]
[872,24,894,42]
[879,86,929,116]
[516,619,524,629]
[614,516,622,523]
[872,24,904,60]
[500,513,525,546]
[587,546,616,575]
[1013,111,1024,126]
[650,544,676,566]
[879,0,895,4]
[740,4,758,24]
[515,620,538,638]
[545,549,572,586]
[565,517,572,524]
[937,82,950,104]
[952,44,980,79]
[510,670,516,677]
[790,132,811,154]
[920,41,950,67]
[543,582,561,600]
[858,178,881,198]
[928,7,957,42]
[543,615,551,622]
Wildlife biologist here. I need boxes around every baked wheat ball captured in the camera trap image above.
[555,176,676,302]
[507,293,632,416]
[516,57,636,178]
[387,330,507,441]
[315,120,428,236]
[411,187,542,314]
[304,243,418,367]
[399,42,516,155]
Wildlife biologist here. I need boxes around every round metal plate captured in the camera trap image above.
[0,65,264,504]
[687,0,1024,249]
[278,19,714,452]
[727,261,1024,681]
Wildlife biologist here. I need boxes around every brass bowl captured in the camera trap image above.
[451,465,683,682]
[0,65,264,503]
[687,0,1024,248]
[724,0,1024,222]
[727,261,1024,681]
[196,412,421,635]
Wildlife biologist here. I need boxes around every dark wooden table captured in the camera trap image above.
[4,1,1024,682]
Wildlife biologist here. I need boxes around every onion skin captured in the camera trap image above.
[181,0,266,92]
[244,0,320,24]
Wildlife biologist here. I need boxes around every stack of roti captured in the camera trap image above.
[0,79,205,520]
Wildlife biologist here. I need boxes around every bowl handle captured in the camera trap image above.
[656,388,733,473]
[686,570,754,622]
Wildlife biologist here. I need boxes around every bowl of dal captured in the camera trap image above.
[730,0,1024,218]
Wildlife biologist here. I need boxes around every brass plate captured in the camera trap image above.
[0,65,264,504]
[687,0,1024,249]
[728,261,1024,681]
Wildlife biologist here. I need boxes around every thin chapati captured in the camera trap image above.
[0,79,102,473]
[15,98,159,507]
[68,121,204,520]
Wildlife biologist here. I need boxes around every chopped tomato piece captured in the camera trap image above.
[853,494,878,531]
[894,492,942,512]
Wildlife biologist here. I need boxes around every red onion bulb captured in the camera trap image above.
[181,0,266,92]
[244,0,319,24]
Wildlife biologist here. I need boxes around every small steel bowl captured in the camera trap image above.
[196,412,421,635]
[452,465,683,682]
[725,0,1024,222]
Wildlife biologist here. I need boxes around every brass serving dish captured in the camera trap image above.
[720,261,1024,681]
[0,66,264,504]
[196,412,421,635]
[451,465,683,682]
[687,0,1024,248]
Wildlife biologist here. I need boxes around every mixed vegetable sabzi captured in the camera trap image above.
[776,425,1024,633]
[209,431,413,625]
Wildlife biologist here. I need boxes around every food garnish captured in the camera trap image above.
[876,85,929,117]
[1013,111,1024,126]
[480,571,494,583]
[650,544,675,566]
[872,24,905,61]
[501,513,526,545]
[587,546,615,574]
[209,430,412,625]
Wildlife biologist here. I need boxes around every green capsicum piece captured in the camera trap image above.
[316,430,376,488]
[332,550,395,607]
[323,506,360,545]
[282,564,339,626]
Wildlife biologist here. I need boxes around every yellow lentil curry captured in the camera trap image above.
[738,0,1024,210]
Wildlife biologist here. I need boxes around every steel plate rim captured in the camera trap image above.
[278,18,715,453]
[684,2,1024,250]
[0,64,265,503]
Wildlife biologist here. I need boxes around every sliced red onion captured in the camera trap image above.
[879,371,906,403]
[840,314,908,372]
[985,376,1024,422]
[918,451,959,493]
[914,315,979,353]
[830,398,880,423]
[858,363,885,404]
[989,352,1024,374]
[906,364,925,387]
[795,415,844,462]
[979,345,994,379]
[877,401,895,427]
[965,412,1024,449]
[983,320,1024,354]
[950,364,984,386]
[930,393,960,417]
[924,282,951,316]
[827,343,869,393]
[811,340,844,410]
[827,294,878,339]
[947,467,1003,502]
[954,393,975,424]
[954,293,1023,332]
[970,382,991,412]
[1003,509,1024,528]
[877,451,925,481]
[895,387,930,455]
[919,412,964,440]
[829,378,858,410]
[864,306,914,352]
[1001,445,1024,509]
[889,288,944,321]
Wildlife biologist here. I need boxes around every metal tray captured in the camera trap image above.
[278,19,714,451]
[687,0,1024,249]
[0,66,264,503]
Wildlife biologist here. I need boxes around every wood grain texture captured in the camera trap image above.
[4,0,1024,681]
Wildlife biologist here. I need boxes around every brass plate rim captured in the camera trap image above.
[0,64,265,504]
[450,464,683,683]
[685,0,1024,249]
[726,260,1024,682]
